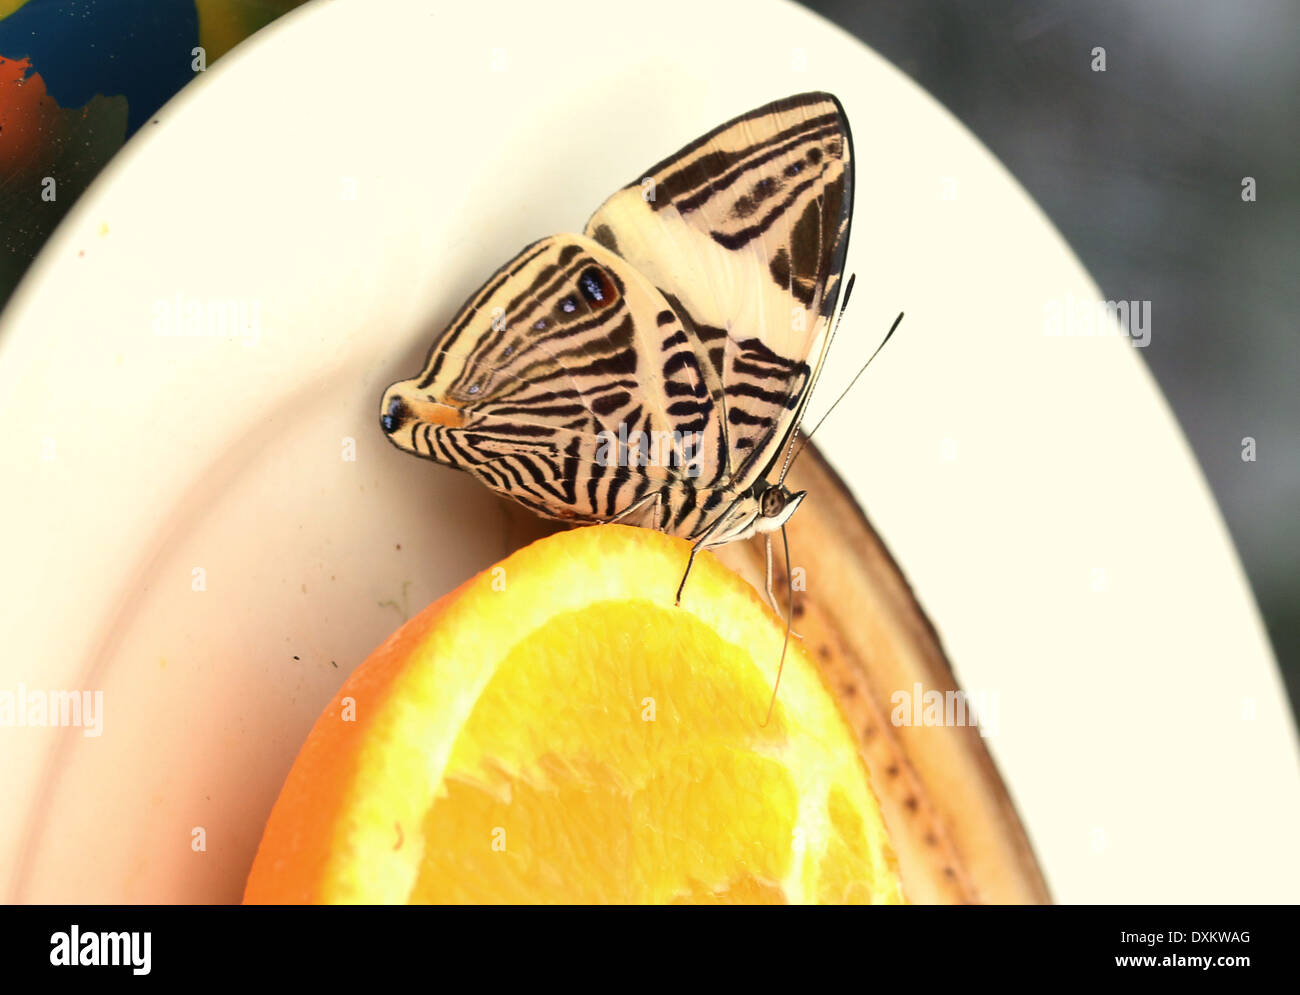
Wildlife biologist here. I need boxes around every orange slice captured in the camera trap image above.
[244,524,903,904]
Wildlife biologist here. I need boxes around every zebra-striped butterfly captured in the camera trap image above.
[381,92,857,612]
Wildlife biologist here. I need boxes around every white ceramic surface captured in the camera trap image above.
[1,0,1295,903]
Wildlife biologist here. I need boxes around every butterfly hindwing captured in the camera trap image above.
[585,91,854,489]
[381,234,727,524]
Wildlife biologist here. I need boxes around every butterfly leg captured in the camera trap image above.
[674,512,726,606]
[762,523,799,727]
[610,490,659,527]
[764,534,779,613]
[763,533,802,639]
[674,544,699,607]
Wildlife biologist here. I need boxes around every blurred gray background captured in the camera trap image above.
[802,0,1299,720]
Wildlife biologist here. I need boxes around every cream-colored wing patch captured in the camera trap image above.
[585,92,854,487]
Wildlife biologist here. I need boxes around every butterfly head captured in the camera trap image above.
[755,482,806,533]
[702,482,806,548]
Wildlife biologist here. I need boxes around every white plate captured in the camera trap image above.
[1,0,1296,903]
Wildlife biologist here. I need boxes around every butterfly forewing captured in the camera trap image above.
[585,91,854,489]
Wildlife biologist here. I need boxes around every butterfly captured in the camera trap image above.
[381,92,865,621]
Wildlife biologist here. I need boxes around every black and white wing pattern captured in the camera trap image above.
[585,91,854,490]
[381,93,854,541]
[380,234,727,528]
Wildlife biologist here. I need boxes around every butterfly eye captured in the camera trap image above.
[577,266,616,308]
[467,383,481,395]
[557,296,579,316]
[760,488,787,518]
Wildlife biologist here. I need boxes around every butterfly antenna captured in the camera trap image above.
[782,310,904,482]
[761,523,796,728]
[775,274,857,485]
